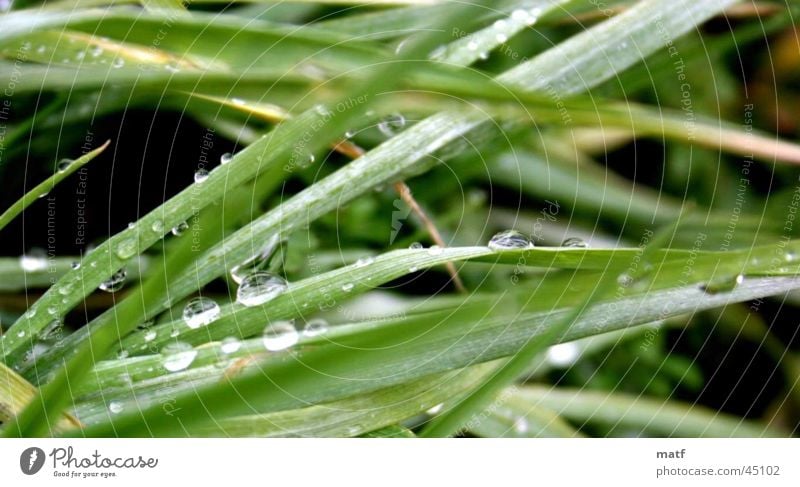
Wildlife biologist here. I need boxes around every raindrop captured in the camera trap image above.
[171,221,189,236]
[513,417,529,434]
[262,321,299,351]
[409,242,423,250]
[561,237,589,248]
[341,283,354,292]
[488,230,533,250]
[20,249,48,272]
[427,245,444,256]
[127,222,136,229]
[220,337,242,354]
[302,319,328,337]
[194,168,209,184]
[236,272,288,307]
[90,46,103,57]
[162,342,197,372]
[115,238,138,259]
[99,268,127,292]
[151,220,164,233]
[220,152,233,164]
[143,330,157,342]
[426,403,444,415]
[700,274,744,295]
[56,158,72,172]
[16,330,26,338]
[377,113,406,137]
[112,57,124,68]
[109,401,124,414]
[71,261,81,270]
[39,319,63,341]
[182,297,221,329]
[354,256,374,268]
[409,265,419,273]
[467,40,479,51]
[617,273,634,288]
[231,97,246,106]
[546,342,580,367]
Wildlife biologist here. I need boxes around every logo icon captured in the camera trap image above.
[20,447,46,475]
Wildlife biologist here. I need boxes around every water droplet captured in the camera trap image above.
[513,417,529,434]
[171,221,189,236]
[561,237,589,248]
[231,97,246,106]
[39,319,62,341]
[127,222,136,229]
[220,337,241,354]
[182,297,221,329]
[488,230,533,250]
[302,319,328,337]
[262,321,299,351]
[99,268,127,292]
[47,306,58,316]
[90,46,103,57]
[495,33,508,43]
[408,265,419,273]
[426,403,444,415]
[194,168,209,183]
[617,273,634,288]
[117,349,129,359]
[162,342,197,372]
[220,152,233,164]
[17,330,26,338]
[700,274,744,295]
[151,219,164,233]
[236,272,288,306]
[467,40,479,51]
[377,113,406,137]
[56,158,73,172]
[71,261,81,270]
[427,245,443,256]
[112,57,124,68]
[341,283,354,292]
[143,330,157,342]
[547,342,580,367]
[409,242,423,250]
[115,238,138,259]
[354,256,375,268]
[20,249,48,272]
[109,401,124,414]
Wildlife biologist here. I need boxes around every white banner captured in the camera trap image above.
[1,438,797,486]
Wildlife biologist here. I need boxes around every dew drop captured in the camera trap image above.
[71,261,81,270]
[561,237,589,248]
[56,158,73,172]
[151,219,164,233]
[616,273,634,288]
[99,268,127,292]
[377,113,406,137]
[700,274,744,295]
[467,40,479,51]
[231,97,245,106]
[236,272,288,307]
[143,330,157,342]
[513,417,529,434]
[354,256,374,268]
[426,403,444,415]
[115,238,138,259]
[171,221,189,236]
[162,342,197,372]
[341,283,354,292]
[182,297,221,329]
[109,401,124,414]
[262,321,299,351]
[220,152,233,165]
[194,168,209,183]
[546,342,580,367]
[488,230,533,250]
[409,265,419,273]
[112,57,124,68]
[302,319,328,337]
[20,249,48,272]
[17,330,26,338]
[220,337,242,354]
[427,245,443,256]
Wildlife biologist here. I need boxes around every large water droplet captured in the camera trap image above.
[700,274,744,295]
[151,219,164,233]
[20,249,48,272]
[162,342,197,372]
[182,297,221,329]
[194,168,209,183]
[220,152,233,165]
[56,158,73,172]
[488,230,533,250]
[377,113,406,137]
[220,337,242,354]
[171,221,189,236]
[561,237,589,248]
[262,321,299,351]
[99,268,127,292]
[109,401,124,414]
[546,342,580,367]
[236,272,288,307]
[115,237,138,259]
[354,256,375,268]
[409,242,423,250]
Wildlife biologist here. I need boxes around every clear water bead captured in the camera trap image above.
[236,272,288,307]
[377,113,406,137]
[302,319,328,337]
[561,237,589,248]
[220,152,233,164]
[182,297,221,329]
[162,342,197,372]
[171,221,189,236]
[220,337,242,354]
[262,321,299,351]
[194,168,209,183]
[108,401,124,414]
[99,268,127,292]
[56,158,73,172]
[487,230,533,250]
[20,249,48,272]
